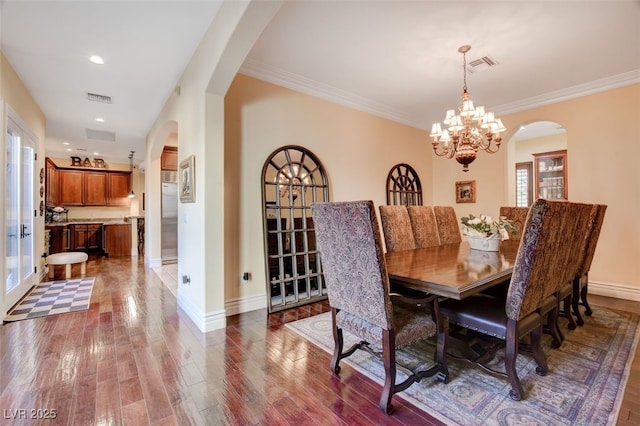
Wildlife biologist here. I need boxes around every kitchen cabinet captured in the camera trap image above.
[45,158,131,207]
[534,150,567,200]
[84,172,108,205]
[46,225,69,254]
[104,224,132,257]
[58,169,84,205]
[108,172,131,206]
[161,146,178,171]
[69,223,103,252]
[45,158,59,206]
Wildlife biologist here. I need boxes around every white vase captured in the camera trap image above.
[467,234,501,252]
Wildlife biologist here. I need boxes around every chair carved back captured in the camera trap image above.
[379,205,417,252]
[433,206,462,244]
[407,206,441,248]
[499,206,529,241]
[506,199,571,321]
[556,203,597,291]
[312,201,393,330]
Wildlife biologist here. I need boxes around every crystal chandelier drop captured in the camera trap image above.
[430,45,505,172]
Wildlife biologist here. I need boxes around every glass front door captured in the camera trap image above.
[5,117,36,311]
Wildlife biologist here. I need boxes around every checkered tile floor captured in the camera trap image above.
[4,277,94,322]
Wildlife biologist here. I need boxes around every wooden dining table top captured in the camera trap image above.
[385,240,521,300]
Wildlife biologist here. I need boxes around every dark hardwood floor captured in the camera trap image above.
[0,256,637,425]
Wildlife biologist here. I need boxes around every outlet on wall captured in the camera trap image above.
[182,275,190,284]
[242,272,250,281]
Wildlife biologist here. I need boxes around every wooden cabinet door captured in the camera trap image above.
[58,170,84,205]
[70,225,87,251]
[161,147,178,171]
[108,172,131,206]
[45,158,59,206]
[86,224,103,250]
[104,224,131,257]
[84,171,108,205]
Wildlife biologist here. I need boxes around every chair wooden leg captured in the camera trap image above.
[330,310,343,374]
[571,275,585,326]
[531,324,548,376]
[379,329,396,415]
[563,293,576,330]
[547,305,563,349]
[505,320,524,401]
[48,264,54,279]
[581,274,593,316]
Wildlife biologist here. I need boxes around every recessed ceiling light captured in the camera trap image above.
[89,55,104,65]
[66,148,73,152]
[93,152,100,156]
[95,117,105,122]
[62,142,70,145]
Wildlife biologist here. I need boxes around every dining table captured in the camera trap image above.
[385,239,521,300]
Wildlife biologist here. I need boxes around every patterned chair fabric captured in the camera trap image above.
[499,206,529,241]
[433,206,462,244]
[312,200,448,414]
[379,205,417,252]
[572,204,607,325]
[441,198,569,401]
[407,206,441,248]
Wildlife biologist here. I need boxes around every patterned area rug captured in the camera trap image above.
[286,308,639,425]
[3,277,94,322]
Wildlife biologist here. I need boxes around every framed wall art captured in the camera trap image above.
[455,180,476,203]
[179,155,196,203]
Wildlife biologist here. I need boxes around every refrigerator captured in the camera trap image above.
[161,171,178,263]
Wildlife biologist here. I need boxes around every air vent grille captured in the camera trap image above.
[466,55,499,74]
[87,92,113,104]
[86,128,116,142]
[161,170,178,183]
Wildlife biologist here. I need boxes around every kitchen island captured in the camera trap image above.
[45,218,132,257]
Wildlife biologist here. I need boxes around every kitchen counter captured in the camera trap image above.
[45,218,133,226]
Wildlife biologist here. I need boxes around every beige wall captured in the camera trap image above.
[512,132,566,164]
[225,74,433,303]
[1,52,47,315]
[431,84,639,296]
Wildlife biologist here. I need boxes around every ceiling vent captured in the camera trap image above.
[87,92,113,104]
[466,55,498,74]
[86,128,116,142]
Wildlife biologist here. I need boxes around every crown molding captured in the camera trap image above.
[239,58,422,129]
[240,58,640,130]
[492,69,640,116]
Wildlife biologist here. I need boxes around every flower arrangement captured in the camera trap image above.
[460,214,517,241]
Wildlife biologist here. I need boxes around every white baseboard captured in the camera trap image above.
[147,257,162,268]
[177,291,227,332]
[589,280,640,302]
[225,293,267,316]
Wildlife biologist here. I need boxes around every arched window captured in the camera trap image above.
[386,163,422,206]
[261,145,329,312]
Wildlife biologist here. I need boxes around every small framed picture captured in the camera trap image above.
[456,180,476,203]
[179,155,196,203]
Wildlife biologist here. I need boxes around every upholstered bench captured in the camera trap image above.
[47,252,88,279]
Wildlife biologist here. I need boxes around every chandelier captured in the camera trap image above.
[429,45,505,172]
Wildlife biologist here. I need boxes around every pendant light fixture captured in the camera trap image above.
[128,151,135,198]
[429,45,505,172]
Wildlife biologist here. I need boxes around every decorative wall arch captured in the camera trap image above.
[386,163,423,206]
[261,145,330,312]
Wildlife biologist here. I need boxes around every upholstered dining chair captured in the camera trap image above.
[499,206,529,241]
[407,206,441,248]
[312,200,449,414]
[571,204,607,326]
[378,205,416,252]
[439,198,570,401]
[433,206,462,244]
